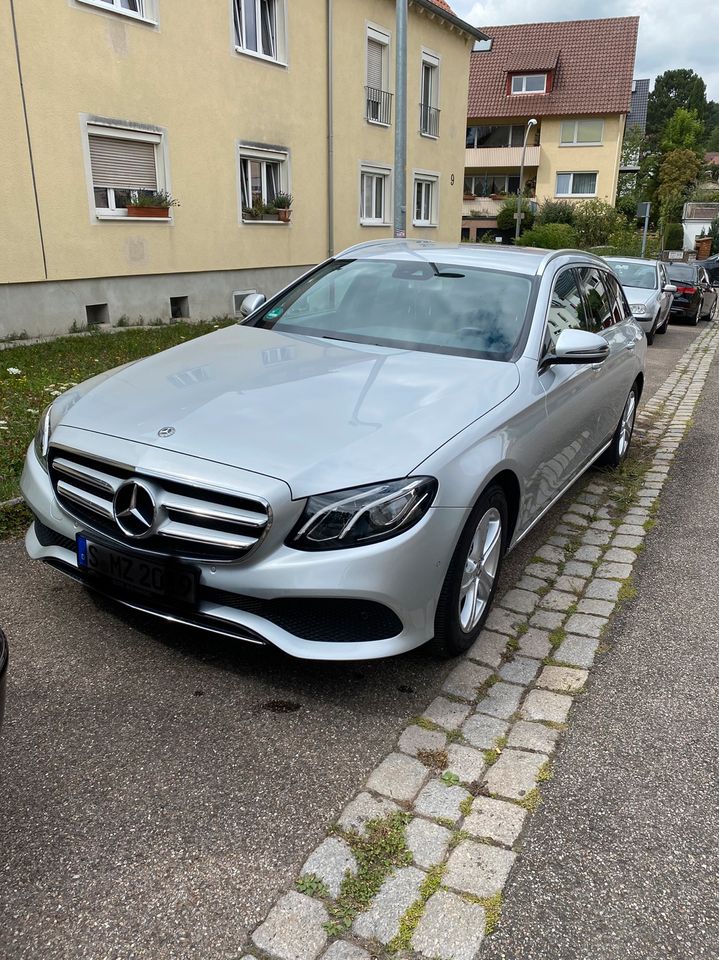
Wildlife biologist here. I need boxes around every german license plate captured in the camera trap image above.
[76,535,197,605]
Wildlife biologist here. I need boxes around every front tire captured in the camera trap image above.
[600,383,638,469]
[431,485,508,658]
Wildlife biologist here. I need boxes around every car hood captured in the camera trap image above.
[622,285,658,305]
[61,326,519,497]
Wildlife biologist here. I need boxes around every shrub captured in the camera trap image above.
[664,222,684,250]
[496,198,535,232]
[535,199,576,226]
[519,222,577,249]
[572,198,620,247]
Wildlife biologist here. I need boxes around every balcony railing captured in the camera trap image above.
[366,87,392,126]
[420,103,440,138]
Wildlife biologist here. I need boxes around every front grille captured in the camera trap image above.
[48,446,271,563]
[204,589,403,643]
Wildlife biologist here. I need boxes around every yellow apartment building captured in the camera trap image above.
[461,18,638,240]
[0,0,484,337]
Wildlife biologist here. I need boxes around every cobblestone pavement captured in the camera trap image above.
[240,322,719,960]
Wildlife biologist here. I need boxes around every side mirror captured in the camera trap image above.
[663,284,677,293]
[543,328,610,367]
[239,292,266,318]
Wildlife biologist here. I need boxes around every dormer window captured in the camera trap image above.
[511,74,547,94]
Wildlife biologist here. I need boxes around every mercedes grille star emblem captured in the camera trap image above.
[157,426,175,438]
[113,480,157,538]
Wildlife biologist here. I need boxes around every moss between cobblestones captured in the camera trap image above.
[483,735,508,766]
[412,716,441,732]
[325,812,411,937]
[537,761,552,783]
[417,748,449,772]
[548,628,566,649]
[386,864,445,952]
[516,789,541,812]
[461,891,504,936]
[617,578,637,603]
[459,795,473,817]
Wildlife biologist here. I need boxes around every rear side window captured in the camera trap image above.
[546,268,584,347]
[605,274,632,323]
[577,268,615,332]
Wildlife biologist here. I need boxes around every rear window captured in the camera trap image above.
[667,264,697,282]
[248,258,534,360]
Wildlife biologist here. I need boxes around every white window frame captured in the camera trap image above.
[359,163,391,226]
[83,119,167,221]
[511,73,547,95]
[419,49,441,139]
[555,171,598,197]
[366,23,392,126]
[238,143,290,223]
[560,119,605,146]
[233,0,287,66]
[412,170,439,227]
[75,0,158,25]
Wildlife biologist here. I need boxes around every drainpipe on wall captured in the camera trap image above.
[327,0,334,257]
[393,0,408,238]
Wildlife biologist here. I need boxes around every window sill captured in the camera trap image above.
[559,143,603,148]
[366,118,391,129]
[413,222,437,228]
[96,214,172,222]
[555,194,597,199]
[242,219,290,225]
[76,0,157,26]
[360,221,391,227]
[420,132,439,140]
[234,46,287,68]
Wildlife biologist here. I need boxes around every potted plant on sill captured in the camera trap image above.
[271,192,293,222]
[126,190,180,219]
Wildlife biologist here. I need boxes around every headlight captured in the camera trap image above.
[630,303,649,316]
[33,391,82,472]
[288,477,438,550]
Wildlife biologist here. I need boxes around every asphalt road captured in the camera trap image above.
[0,321,705,960]
[483,324,719,959]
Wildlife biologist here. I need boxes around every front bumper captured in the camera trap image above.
[21,439,466,660]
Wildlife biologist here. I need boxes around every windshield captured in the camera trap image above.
[666,264,696,282]
[247,259,533,360]
[607,260,657,290]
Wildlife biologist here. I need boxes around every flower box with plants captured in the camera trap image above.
[126,190,180,218]
[242,193,294,223]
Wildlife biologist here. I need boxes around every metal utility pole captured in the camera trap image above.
[515,118,537,243]
[393,0,407,238]
[637,201,651,257]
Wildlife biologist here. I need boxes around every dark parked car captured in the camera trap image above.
[0,629,7,733]
[666,262,717,324]
[696,254,719,286]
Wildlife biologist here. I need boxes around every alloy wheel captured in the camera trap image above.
[458,507,502,632]
[618,390,636,460]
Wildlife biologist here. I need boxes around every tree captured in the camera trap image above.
[572,199,621,247]
[657,148,703,223]
[647,69,707,142]
[661,108,703,155]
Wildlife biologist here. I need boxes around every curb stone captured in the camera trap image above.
[241,324,719,960]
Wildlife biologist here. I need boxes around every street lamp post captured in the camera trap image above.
[515,118,538,243]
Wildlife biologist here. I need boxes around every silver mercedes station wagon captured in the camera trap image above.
[22,242,645,660]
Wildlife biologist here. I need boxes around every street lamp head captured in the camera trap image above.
[528,118,538,127]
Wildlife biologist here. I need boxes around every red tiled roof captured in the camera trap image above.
[428,0,456,14]
[468,17,639,119]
